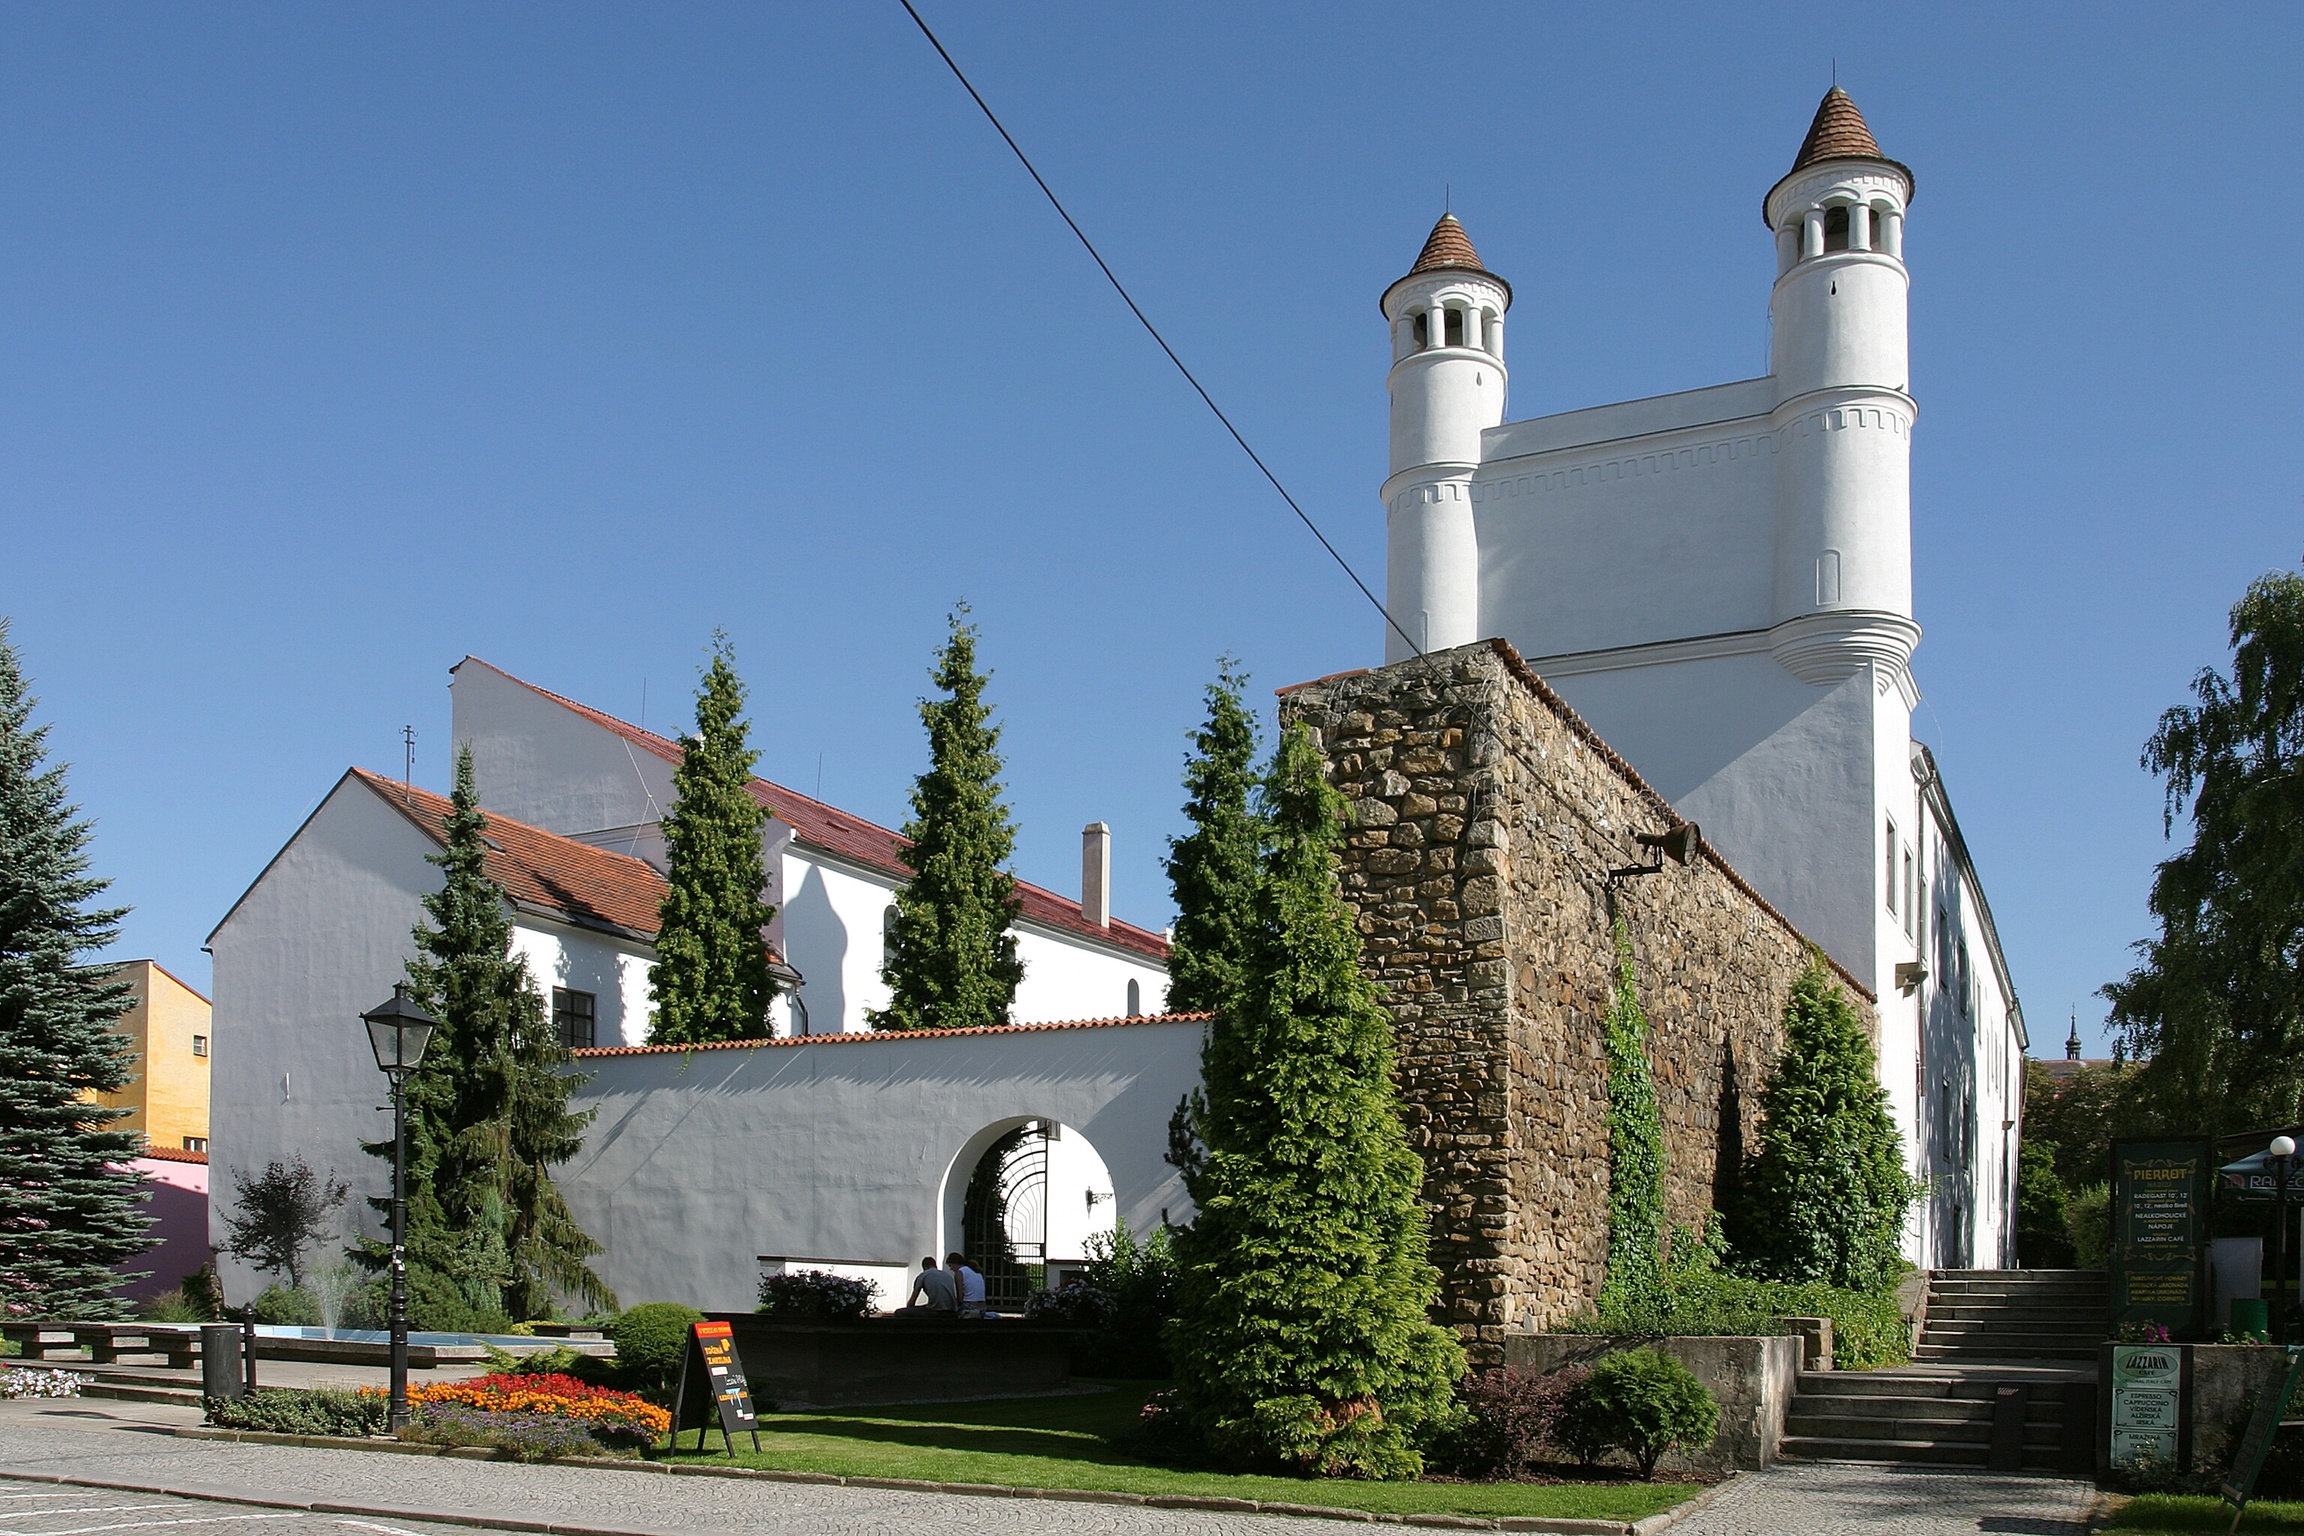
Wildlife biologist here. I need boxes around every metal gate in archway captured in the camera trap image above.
[961,1124,1049,1311]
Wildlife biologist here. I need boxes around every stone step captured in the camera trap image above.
[1912,1343,2098,1362]
[1934,1269,2106,1280]
[1785,1412,2062,1446]
[1793,1395,1994,1423]
[1925,1308,2108,1327]
[1780,1434,1992,1466]
[1927,1281,2107,1298]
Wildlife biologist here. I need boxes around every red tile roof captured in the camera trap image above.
[351,768,668,938]
[467,661,1171,964]
[572,1011,1211,1058]
[1769,88,1914,219]
[1407,212,1486,277]
[136,1145,209,1166]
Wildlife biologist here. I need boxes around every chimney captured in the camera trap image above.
[1081,822,1111,928]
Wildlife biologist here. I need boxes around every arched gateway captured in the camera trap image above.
[558,1015,1205,1312]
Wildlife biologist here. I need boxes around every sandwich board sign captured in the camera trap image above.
[670,1319,761,1455]
[2109,1344,2185,1466]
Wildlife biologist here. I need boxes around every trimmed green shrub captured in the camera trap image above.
[1733,958,1923,1292]
[252,1285,320,1326]
[1027,1222,1177,1378]
[606,1302,701,1400]
[205,1388,390,1438]
[1554,1349,1719,1480]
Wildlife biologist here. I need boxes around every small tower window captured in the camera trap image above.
[1126,979,1141,1017]
[1443,307,1465,347]
[1823,206,1851,252]
[1412,312,1429,349]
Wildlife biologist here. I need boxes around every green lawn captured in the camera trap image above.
[656,1382,1696,1522]
[2108,1494,2304,1533]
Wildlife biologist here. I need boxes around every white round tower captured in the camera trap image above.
[1380,214,1510,663]
[1764,89,1923,686]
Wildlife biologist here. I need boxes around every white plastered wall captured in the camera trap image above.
[564,1020,1204,1312]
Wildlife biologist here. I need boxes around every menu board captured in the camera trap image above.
[671,1319,761,1454]
[2112,1138,2211,1336]
[2109,1344,2185,1465]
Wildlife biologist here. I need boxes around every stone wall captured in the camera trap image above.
[1281,640,1876,1361]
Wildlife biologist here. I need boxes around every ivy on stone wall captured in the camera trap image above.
[1600,919,1668,1314]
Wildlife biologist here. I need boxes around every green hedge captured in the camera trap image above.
[204,1388,389,1437]
[1556,1268,1911,1371]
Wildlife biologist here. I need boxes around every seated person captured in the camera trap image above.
[892,1256,957,1316]
[948,1251,988,1318]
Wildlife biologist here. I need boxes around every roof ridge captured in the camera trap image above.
[469,660,1171,959]
[572,1011,1213,1057]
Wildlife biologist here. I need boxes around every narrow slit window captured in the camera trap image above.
[1885,820,1898,914]
[1412,312,1429,348]
[1126,979,1142,1017]
[1823,206,1851,252]
[552,987,596,1050]
[1443,307,1465,347]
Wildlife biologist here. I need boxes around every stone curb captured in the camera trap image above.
[129,1425,1728,1534]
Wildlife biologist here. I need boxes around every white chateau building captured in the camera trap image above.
[1378,89,2026,1268]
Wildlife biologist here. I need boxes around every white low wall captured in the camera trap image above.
[562,1017,1205,1312]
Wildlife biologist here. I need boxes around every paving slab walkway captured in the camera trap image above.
[0,1400,2101,1536]
[1668,1461,2096,1536]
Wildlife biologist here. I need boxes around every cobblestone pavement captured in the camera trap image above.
[0,1476,473,1536]
[1670,1462,2098,1536]
[0,1406,1401,1536]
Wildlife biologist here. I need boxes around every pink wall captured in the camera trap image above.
[117,1155,211,1304]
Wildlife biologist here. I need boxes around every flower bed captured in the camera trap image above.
[0,1367,80,1400]
[393,1372,669,1457]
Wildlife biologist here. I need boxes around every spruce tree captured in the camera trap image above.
[1732,957,1920,1291]
[0,620,152,1317]
[1163,657,1264,1016]
[650,633,777,1045]
[1166,724,1463,1479]
[362,750,614,1326]
[872,607,1023,1032]
[1599,920,1667,1315]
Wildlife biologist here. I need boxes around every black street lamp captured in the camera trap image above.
[363,983,437,1431]
[2273,1135,2296,1345]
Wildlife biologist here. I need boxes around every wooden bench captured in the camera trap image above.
[3,1322,200,1369]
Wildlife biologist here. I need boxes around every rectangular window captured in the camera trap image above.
[191,1034,208,1058]
[1885,819,1898,914]
[1904,849,1915,937]
[182,1136,207,1152]
[552,988,597,1050]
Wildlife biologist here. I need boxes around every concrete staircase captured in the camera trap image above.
[1779,1269,2107,1472]
[1915,1269,2107,1364]
[1782,1368,2093,1472]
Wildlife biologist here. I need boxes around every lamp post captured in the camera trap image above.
[363,983,437,1432]
[2273,1135,2296,1345]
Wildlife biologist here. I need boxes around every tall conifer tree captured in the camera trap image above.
[1732,957,1919,1291]
[872,607,1023,1032]
[1166,724,1462,1478]
[1164,657,1263,1016]
[363,750,614,1325]
[650,633,776,1045]
[0,620,151,1317]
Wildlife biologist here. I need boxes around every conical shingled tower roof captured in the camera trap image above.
[1765,86,1914,223]
[1790,87,1884,172]
[1383,212,1510,314]
[1408,213,1486,277]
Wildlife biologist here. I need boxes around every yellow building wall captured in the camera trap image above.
[92,960,211,1153]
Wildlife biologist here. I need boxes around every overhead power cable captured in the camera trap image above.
[894,0,1421,658]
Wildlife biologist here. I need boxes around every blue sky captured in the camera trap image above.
[2,4,2296,1055]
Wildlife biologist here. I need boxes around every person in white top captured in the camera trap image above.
[947,1251,988,1318]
